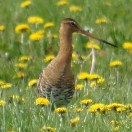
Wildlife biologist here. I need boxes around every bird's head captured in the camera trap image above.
[60,18,117,47]
[61,18,82,33]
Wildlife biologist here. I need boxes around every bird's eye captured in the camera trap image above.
[70,22,76,26]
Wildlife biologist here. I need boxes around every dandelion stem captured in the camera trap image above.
[90,48,96,74]
[21,33,24,44]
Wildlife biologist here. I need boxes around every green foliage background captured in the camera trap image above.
[0,0,132,131]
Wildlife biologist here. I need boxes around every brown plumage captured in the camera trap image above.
[37,18,116,108]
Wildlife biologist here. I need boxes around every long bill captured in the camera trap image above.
[79,30,117,47]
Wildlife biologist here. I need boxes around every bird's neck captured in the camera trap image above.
[57,27,73,63]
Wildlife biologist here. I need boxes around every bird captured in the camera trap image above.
[37,18,116,109]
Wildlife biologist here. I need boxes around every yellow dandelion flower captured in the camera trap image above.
[88,74,101,80]
[28,16,44,24]
[15,63,27,69]
[125,104,132,110]
[0,83,12,89]
[40,126,56,132]
[108,103,125,111]
[15,72,26,78]
[0,100,6,106]
[122,42,132,49]
[29,31,44,41]
[20,0,31,8]
[88,103,110,112]
[80,99,92,106]
[75,84,84,90]
[86,41,101,50]
[95,18,108,24]
[112,126,120,132]
[70,117,80,126]
[44,55,55,62]
[19,56,31,62]
[44,22,54,28]
[77,72,90,80]
[28,79,38,87]
[55,107,67,114]
[35,97,50,105]
[69,5,82,12]
[116,107,126,112]
[110,120,119,126]
[76,108,83,113]
[56,0,69,6]
[72,52,78,60]
[89,81,96,88]
[109,60,122,67]
[97,77,105,84]
[15,24,30,34]
[0,25,5,31]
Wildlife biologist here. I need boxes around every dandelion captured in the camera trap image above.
[70,117,80,126]
[109,60,122,67]
[75,84,84,90]
[29,30,44,41]
[0,100,6,106]
[15,63,27,69]
[18,56,31,62]
[77,72,90,80]
[40,126,56,132]
[28,16,44,24]
[76,108,83,113]
[20,0,32,8]
[122,42,132,49]
[15,72,26,78]
[87,74,100,80]
[88,103,110,113]
[15,24,30,34]
[97,77,105,84]
[55,107,67,114]
[116,106,126,112]
[44,22,54,28]
[112,126,120,132]
[108,103,125,111]
[69,5,82,12]
[125,104,132,111]
[85,41,101,50]
[110,120,119,126]
[35,97,50,105]
[28,79,38,87]
[44,55,55,62]
[56,0,69,6]
[89,81,96,88]
[80,99,92,106]
[0,25,5,31]
[0,83,12,89]
[72,52,79,61]
[95,18,108,24]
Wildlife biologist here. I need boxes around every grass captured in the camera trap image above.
[0,0,132,131]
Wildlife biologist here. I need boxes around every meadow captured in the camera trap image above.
[0,0,132,132]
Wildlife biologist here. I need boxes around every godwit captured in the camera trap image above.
[37,18,116,108]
